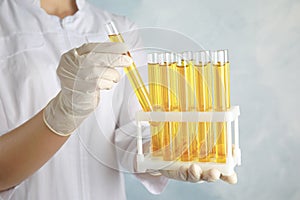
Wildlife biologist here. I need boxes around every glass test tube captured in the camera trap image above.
[157,53,171,160]
[183,52,198,161]
[148,53,162,156]
[212,50,227,163]
[165,53,179,160]
[105,21,152,112]
[159,53,178,161]
[193,51,212,162]
[174,53,190,161]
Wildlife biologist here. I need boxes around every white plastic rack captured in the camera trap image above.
[135,106,241,176]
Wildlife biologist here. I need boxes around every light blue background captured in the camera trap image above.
[88,0,300,199]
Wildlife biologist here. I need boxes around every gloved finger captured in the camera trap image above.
[178,166,189,181]
[96,67,121,83]
[76,42,129,55]
[201,168,221,182]
[97,79,115,90]
[71,67,121,83]
[187,164,202,182]
[220,172,237,184]
[83,53,132,68]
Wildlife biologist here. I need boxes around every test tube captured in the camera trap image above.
[159,52,179,161]
[174,53,191,161]
[193,51,212,162]
[148,53,162,156]
[183,52,198,161]
[105,21,152,112]
[212,50,227,163]
[157,53,171,160]
[165,53,179,160]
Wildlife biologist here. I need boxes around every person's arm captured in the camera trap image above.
[0,42,133,192]
[0,110,69,191]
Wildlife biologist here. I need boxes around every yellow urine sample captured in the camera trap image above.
[148,61,169,157]
[185,61,196,111]
[168,63,180,113]
[224,61,231,109]
[157,63,171,160]
[148,63,162,156]
[174,63,190,161]
[164,62,179,161]
[109,34,152,112]
[194,63,212,162]
[185,61,198,161]
[213,62,227,163]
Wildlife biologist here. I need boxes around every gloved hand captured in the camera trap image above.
[43,42,133,136]
[159,164,237,184]
[158,145,238,184]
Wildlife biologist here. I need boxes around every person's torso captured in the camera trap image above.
[0,0,142,199]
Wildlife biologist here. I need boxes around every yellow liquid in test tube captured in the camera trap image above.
[166,60,179,160]
[225,61,231,109]
[148,61,162,156]
[106,26,152,112]
[174,58,190,161]
[213,62,227,163]
[157,63,171,160]
[194,62,212,162]
[185,59,197,161]
[159,52,181,161]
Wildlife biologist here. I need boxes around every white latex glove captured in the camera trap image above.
[158,146,238,184]
[141,142,237,184]
[43,42,133,136]
[159,164,237,184]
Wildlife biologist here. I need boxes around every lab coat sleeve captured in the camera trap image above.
[113,18,168,194]
[0,186,18,200]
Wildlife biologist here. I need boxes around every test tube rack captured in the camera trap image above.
[136,106,241,176]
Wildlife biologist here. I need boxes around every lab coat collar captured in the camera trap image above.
[76,0,86,10]
[17,0,87,10]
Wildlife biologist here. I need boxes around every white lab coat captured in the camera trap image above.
[0,0,168,199]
